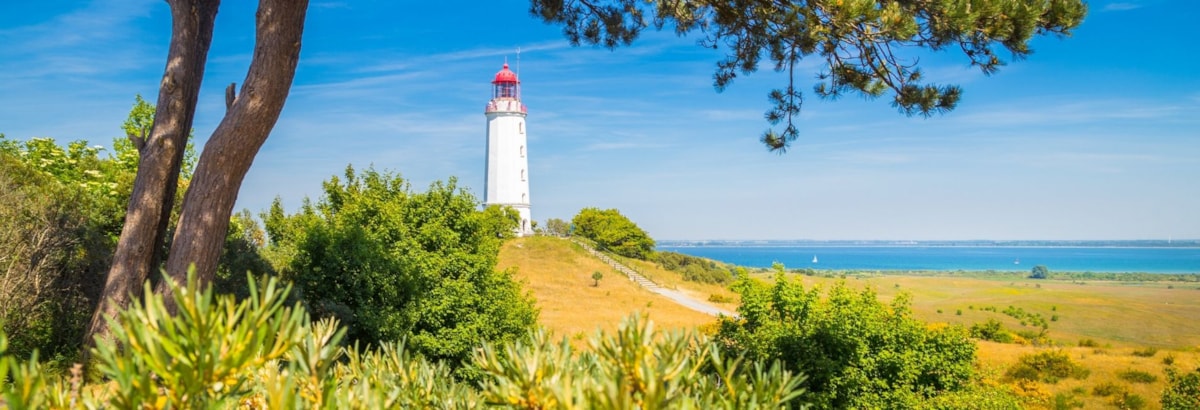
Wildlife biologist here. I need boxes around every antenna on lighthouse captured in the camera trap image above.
[516,47,521,77]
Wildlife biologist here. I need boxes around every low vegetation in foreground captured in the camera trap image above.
[0,273,808,408]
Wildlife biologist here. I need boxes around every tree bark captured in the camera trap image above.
[85,0,220,349]
[159,0,308,305]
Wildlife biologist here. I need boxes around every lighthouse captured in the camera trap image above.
[484,62,532,236]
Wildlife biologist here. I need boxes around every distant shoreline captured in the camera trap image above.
[656,243,1200,274]
[658,240,1200,249]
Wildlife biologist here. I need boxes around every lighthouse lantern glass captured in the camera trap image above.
[494,82,518,99]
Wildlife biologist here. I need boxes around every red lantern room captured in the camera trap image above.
[492,63,520,100]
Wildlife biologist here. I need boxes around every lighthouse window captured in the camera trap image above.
[519,123,524,134]
[520,145,525,157]
[520,169,526,181]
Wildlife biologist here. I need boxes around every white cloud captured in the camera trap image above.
[1102,2,1143,12]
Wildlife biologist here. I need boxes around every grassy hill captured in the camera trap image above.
[501,236,1200,409]
[496,236,718,339]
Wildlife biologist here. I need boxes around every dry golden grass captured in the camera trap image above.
[761,273,1200,409]
[497,236,717,340]
[787,274,1200,349]
[975,342,1200,409]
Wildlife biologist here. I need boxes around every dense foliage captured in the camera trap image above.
[1162,367,1200,410]
[1003,350,1089,384]
[714,265,977,409]
[571,208,655,259]
[1030,265,1049,279]
[653,251,734,284]
[0,98,200,364]
[0,274,806,408]
[0,150,107,364]
[262,166,538,371]
[0,126,153,364]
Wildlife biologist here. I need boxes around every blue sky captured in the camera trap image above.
[1,0,1197,240]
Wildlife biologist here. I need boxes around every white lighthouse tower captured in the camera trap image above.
[484,62,533,236]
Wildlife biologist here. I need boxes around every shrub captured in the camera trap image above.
[1030,265,1049,279]
[1004,350,1090,383]
[1162,367,1200,410]
[654,251,734,284]
[0,149,113,365]
[715,268,977,408]
[1130,346,1157,357]
[1015,329,1051,346]
[264,167,538,374]
[1011,379,1052,405]
[1078,338,1100,348]
[0,275,807,408]
[571,207,655,259]
[971,319,1014,343]
[1092,381,1124,397]
[1052,391,1085,409]
[1117,369,1157,384]
[707,293,734,304]
[475,316,806,408]
[1112,392,1147,410]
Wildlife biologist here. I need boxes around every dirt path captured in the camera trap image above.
[573,239,735,317]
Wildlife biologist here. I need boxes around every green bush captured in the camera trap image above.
[571,207,655,259]
[707,293,735,304]
[1116,369,1157,384]
[1004,350,1090,384]
[971,319,1014,343]
[1030,265,1049,279]
[654,251,734,284]
[0,142,117,364]
[263,166,538,374]
[715,265,977,409]
[1092,381,1124,397]
[1111,392,1147,410]
[1162,367,1200,410]
[1130,346,1157,357]
[0,103,214,366]
[1052,391,1085,409]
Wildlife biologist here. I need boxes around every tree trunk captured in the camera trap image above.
[159,0,308,305]
[85,0,220,349]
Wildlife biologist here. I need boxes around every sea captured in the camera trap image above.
[655,245,1200,274]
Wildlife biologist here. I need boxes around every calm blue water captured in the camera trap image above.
[656,246,1200,273]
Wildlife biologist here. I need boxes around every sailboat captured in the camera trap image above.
[812,255,818,264]
[1013,258,1020,265]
